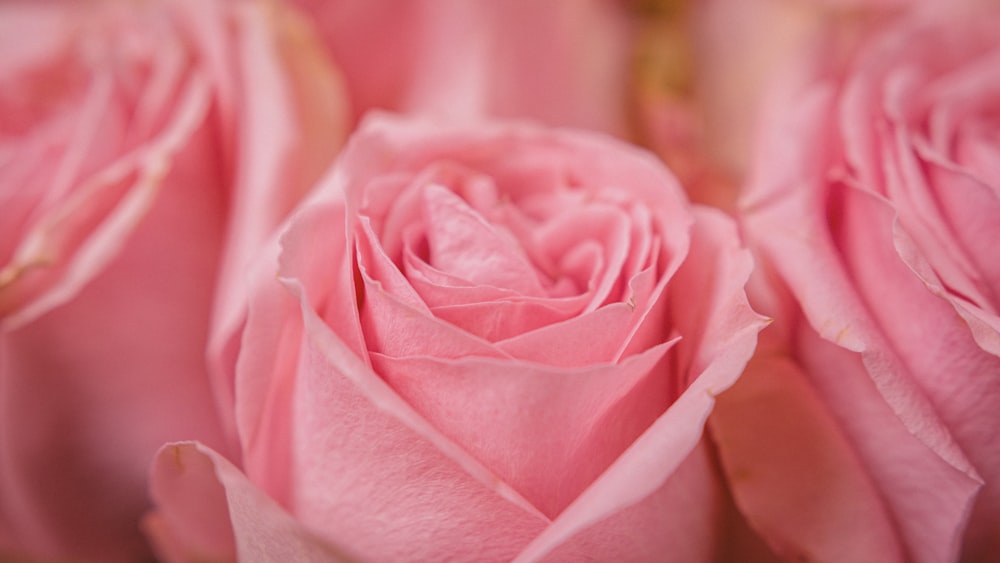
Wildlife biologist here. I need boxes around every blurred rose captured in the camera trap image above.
[144,115,767,561]
[631,0,925,210]
[0,0,346,559]
[711,6,1000,562]
[289,0,635,136]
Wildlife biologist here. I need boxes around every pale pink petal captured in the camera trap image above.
[371,340,675,519]
[1,74,212,327]
[279,277,549,560]
[418,184,548,296]
[710,355,905,562]
[743,80,972,474]
[496,302,638,366]
[201,0,349,445]
[536,440,730,561]
[207,0,349,372]
[514,207,766,560]
[745,145,982,563]
[357,237,508,359]
[286,0,426,123]
[835,182,1000,560]
[146,441,354,562]
[799,328,981,563]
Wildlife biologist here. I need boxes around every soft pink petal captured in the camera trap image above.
[921,146,1000,313]
[515,206,766,561]
[207,0,349,365]
[277,276,550,559]
[357,233,508,359]
[146,441,353,562]
[799,327,980,563]
[710,354,905,562]
[371,340,675,519]
[199,0,349,446]
[1,74,211,327]
[496,302,639,366]
[536,440,730,562]
[419,184,549,296]
[341,113,694,222]
[743,84,972,474]
[745,142,982,563]
[836,181,1000,561]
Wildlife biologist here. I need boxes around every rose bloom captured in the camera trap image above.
[0,0,346,560]
[631,0,988,212]
[712,6,1000,563]
[143,115,768,561]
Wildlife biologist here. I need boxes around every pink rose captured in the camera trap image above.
[289,0,634,136]
[0,0,346,559]
[633,0,970,210]
[712,7,1000,562]
[144,115,767,561]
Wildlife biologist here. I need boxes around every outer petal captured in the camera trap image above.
[193,0,349,446]
[710,354,905,562]
[371,340,675,519]
[0,59,212,327]
[539,440,730,562]
[837,177,1000,561]
[146,441,353,562]
[281,275,551,560]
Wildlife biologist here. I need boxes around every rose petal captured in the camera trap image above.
[273,274,551,560]
[146,441,354,562]
[514,207,766,561]
[206,0,349,428]
[710,354,905,562]
[419,183,549,296]
[0,73,211,327]
[371,339,675,518]
[835,179,1000,561]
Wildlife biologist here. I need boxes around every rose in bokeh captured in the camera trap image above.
[631,0,930,210]
[289,0,635,137]
[144,115,767,561]
[712,6,1000,562]
[0,0,346,559]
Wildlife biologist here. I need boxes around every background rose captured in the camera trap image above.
[144,115,767,561]
[0,0,346,559]
[711,6,1000,562]
[288,0,634,136]
[629,0,994,211]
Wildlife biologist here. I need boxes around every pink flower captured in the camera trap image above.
[289,0,635,136]
[145,115,767,561]
[713,6,1000,562]
[0,0,347,559]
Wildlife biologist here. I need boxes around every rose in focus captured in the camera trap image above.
[712,6,1000,562]
[145,115,767,561]
[0,0,346,560]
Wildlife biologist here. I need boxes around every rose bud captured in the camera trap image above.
[145,115,768,561]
